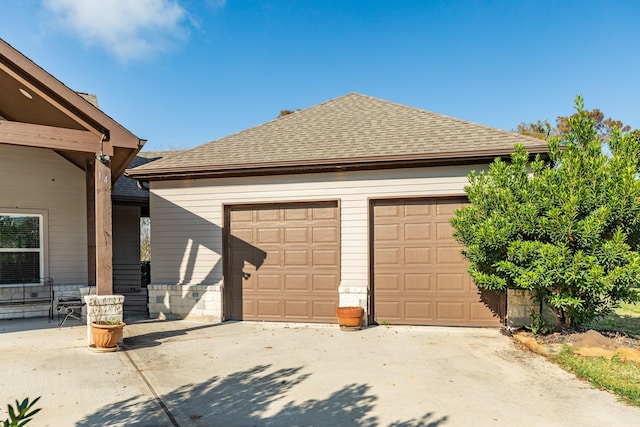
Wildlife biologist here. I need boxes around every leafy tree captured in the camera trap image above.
[557,108,631,142]
[515,120,555,140]
[452,96,640,329]
[516,108,631,143]
[277,109,299,118]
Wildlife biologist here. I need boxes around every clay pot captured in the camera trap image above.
[90,322,125,349]
[336,306,364,331]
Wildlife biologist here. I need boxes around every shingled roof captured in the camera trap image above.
[127,93,548,180]
[113,151,182,202]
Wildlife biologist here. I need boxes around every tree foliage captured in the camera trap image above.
[515,120,555,140]
[140,217,150,262]
[452,96,640,329]
[516,108,631,142]
[277,109,300,118]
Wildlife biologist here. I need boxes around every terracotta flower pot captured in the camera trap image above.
[90,322,125,349]
[336,306,364,331]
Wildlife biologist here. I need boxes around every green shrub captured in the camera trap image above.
[451,96,640,329]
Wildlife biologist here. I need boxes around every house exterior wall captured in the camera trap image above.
[148,165,493,321]
[0,144,88,318]
[112,204,141,292]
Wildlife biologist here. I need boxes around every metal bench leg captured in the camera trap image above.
[57,305,84,328]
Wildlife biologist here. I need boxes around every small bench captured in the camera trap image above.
[0,278,54,321]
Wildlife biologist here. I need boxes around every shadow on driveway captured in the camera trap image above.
[76,363,448,427]
[123,320,228,350]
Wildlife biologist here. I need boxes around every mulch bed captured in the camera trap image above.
[514,328,640,351]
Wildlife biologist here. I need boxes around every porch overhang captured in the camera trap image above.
[0,38,145,295]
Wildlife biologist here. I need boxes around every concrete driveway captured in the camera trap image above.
[1,318,638,426]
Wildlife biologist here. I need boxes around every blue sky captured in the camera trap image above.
[1,1,639,152]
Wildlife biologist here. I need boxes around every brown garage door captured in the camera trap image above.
[226,202,340,322]
[372,198,504,326]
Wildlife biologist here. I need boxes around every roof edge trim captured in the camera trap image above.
[127,146,549,181]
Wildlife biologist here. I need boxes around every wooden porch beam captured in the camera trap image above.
[0,120,100,152]
[0,59,104,140]
[86,160,96,289]
[87,156,113,295]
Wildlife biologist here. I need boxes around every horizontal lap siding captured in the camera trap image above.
[0,145,87,285]
[149,166,482,288]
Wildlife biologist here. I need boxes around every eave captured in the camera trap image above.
[127,146,549,181]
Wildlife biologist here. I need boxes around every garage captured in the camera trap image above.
[372,198,504,326]
[130,93,547,324]
[225,202,340,322]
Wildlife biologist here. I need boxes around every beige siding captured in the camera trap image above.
[0,144,87,285]
[149,165,482,289]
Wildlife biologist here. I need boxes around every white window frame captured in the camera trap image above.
[0,211,46,286]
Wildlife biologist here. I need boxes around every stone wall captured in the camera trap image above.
[148,284,222,322]
[506,289,539,329]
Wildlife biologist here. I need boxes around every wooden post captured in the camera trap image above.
[92,155,113,295]
[86,160,96,289]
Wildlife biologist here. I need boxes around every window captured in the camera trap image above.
[0,213,43,285]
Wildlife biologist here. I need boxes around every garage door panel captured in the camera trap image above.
[284,208,307,220]
[405,204,432,216]
[230,210,253,222]
[257,209,279,221]
[376,301,401,320]
[312,227,338,243]
[376,205,400,217]
[285,228,308,243]
[312,207,338,220]
[373,198,504,326]
[374,224,400,241]
[312,301,338,319]
[313,249,338,266]
[375,273,400,290]
[376,248,399,264]
[435,273,466,291]
[284,300,308,317]
[262,252,281,267]
[471,302,501,322]
[285,274,308,290]
[405,302,433,320]
[228,202,339,323]
[256,274,280,290]
[437,202,463,216]
[284,250,308,265]
[257,300,281,317]
[404,223,430,240]
[436,246,466,264]
[232,229,254,242]
[405,247,430,265]
[242,299,256,316]
[312,274,338,291]
[436,222,456,241]
[257,228,280,244]
[437,302,465,321]
[405,274,432,290]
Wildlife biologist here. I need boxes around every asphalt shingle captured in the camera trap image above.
[129,93,547,176]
